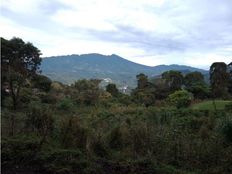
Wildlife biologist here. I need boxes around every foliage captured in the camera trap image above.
[210,62,230,98]
[184,72,210,99]
[152,78,170,100]
[162,70,184,93]
[31,74,52,92]
[228,62,232,96]
[106,83,119,97]
[132,89,155,107]
[225,102,232,111]
[220,118,232,143]
[72,79,101,105]
[168,90,192,108]
[59,116,88,149]
[136,73,149,89]
[1,136,41,167]
[50,81,65,92]
[1,42,232,174]
[1,37,42,110]
[26,104,54,138]
[57,97,74,110]
[1,37,42,76]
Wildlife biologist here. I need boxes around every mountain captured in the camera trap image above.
[41,53,208,87]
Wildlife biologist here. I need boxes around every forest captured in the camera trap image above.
[1,37,232,174]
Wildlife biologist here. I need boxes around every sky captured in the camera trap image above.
[1,0,232,69]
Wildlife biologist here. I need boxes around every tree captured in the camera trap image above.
[184,72,210,99]
[106,83,119,97]
[133,89,155,107]
[72,79,101,105]
[152,78,170,100]
[228,62,232,96]
[31,74,52,92]
[210,62,229,98]
[1,37,42,110]
[168,90,192,109]
[162,70,184,93]
[1,37,41,76]
[184,71,205,87]
[136,73,148,89]
[133,73,155,106]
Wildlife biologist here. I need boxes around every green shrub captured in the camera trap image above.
[225,102,232,111]
[108,126,123,150]
[168,90,192,109]
[57,97,74,110]
[220,118,232,143]
[1,136,40,167]
[88,135,108,158]
[59,116,88,149]
[20,88,33,104]
[26,104,54,137]
[32,74,52,92]
[40,93,57,104]
[38,149,87,174]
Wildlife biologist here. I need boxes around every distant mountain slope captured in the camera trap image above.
[41,53,208,87]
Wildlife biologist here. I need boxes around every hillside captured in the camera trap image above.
[41,53,208,87]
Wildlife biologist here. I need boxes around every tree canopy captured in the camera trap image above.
[210,62,229,98]
[161,70,184,93]
[1,37,42,76]
[1,37,42,110]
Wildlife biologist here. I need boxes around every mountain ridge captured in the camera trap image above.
[41,53,208,87]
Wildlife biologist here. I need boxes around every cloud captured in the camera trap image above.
[1,0,231,69]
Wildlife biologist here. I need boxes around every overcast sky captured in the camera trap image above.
[1,0,232,69]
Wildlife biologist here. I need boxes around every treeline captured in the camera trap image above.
[1,37,232,110]
[1,37,232,174]
[131,61,232,107]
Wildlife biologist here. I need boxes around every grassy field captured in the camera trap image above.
[191,100,232,110]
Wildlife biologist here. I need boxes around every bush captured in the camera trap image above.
[59,116,88,149]
[220,118,232,143]
[225,102,232,111]
[26,104,54,137]
[57,97,74,110]
[40,93,57,104]
[168,90,192,109]
[1,136,40,167]
[38,149,87,174]
[32,74,52,92]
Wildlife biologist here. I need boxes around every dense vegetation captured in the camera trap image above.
[1,37,232,174]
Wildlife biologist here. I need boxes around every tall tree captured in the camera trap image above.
[136,73,148,89]
[106,83,119,97]
[1,37,42,110]
[210,62,229,98]
[152,78,170,100]
[161,70,184,93]
[184,72,209,99]
[132,73,155,106]
[228,62,232,96]
[184,72,204,87]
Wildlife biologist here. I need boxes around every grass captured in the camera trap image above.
[191,100,232,110]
